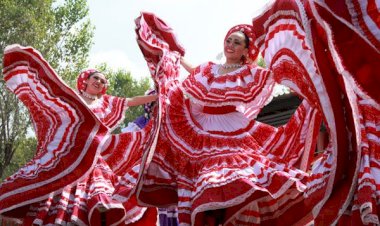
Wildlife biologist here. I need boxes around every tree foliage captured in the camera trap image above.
[1,137,37,181]
[0,0,94,179]
[257,55,266,68]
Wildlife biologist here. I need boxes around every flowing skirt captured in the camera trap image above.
[23,158,126,226]
[137,82,321,225]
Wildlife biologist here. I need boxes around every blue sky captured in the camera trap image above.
[88,0,271,79]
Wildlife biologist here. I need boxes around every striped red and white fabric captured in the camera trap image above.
[91,100,157,225]
[252,100,322,171]
[248,0,380,225]
[319,0,380,51]
[102,123,159,225]
[181,62,274,108]
[133,12,326,226]
[0,45,155,225]
[336,77,380,226]
[88,94,128,131]
[0,45,117,224]
[347,0,380,50]
[309,1,380,225]
[22,158,126,226]
[312,0,380,105]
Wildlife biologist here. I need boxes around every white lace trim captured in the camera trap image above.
[124,207,147,224]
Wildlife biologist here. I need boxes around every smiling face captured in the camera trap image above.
[84,72,108,95]
[224,31,249,64]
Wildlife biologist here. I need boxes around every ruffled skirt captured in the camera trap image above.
[137,84,313,226]
[23,158,125,226]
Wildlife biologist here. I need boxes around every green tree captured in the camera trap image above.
[1,137,37,181]
[0,0,94,179]
[257,55,266,68]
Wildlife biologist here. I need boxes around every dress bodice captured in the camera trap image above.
[181,62,274,109]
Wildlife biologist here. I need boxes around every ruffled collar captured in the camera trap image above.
[181,61,273,108]
[202,62,251,85]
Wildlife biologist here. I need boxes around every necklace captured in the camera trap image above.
[221,64,242,69]
[81,91,97,100]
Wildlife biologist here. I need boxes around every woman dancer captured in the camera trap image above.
[132,1,380,223]
[116,12,324,226]
[0,45,157,226]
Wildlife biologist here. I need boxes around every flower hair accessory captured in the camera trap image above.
[225,24,259,64]
[76,68,108,95]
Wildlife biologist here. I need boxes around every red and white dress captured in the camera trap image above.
[127,12,325,226]
[131,7,380,225]
[0,45,156,226]
[21,94,131,226]
[251,1,379,225]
